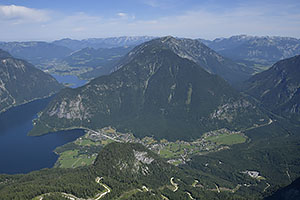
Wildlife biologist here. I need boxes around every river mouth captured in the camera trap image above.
[0,97,85,174]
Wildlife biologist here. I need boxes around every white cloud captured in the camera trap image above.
[117,12,127,18]
[0,4,50,23]
[120,3,300,39]
[0,2,299,41]
[116,12,136,20]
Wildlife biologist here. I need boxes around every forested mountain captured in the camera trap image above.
[114,36,253,84]
[29,37,268,139]
[265,177,300,200]
[53,36,155,50]
[0,49,63,113]
[2,120,300,200]
[0,142,271,199]
[243,55,300,122]
[1,36,300,200]
[201,35,300,65]
[0,36,265,81]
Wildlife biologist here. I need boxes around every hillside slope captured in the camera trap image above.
[0,142,265,199]
[243,55,300,122]
[115,36,253,84]
[0,49,63,113]
[30,38,268,139]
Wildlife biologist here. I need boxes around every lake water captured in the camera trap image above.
[51,74,87,88]
[0,97,85,174]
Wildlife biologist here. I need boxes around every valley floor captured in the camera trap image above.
[54,125,253,168]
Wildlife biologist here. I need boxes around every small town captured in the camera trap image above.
[80,126,248,166]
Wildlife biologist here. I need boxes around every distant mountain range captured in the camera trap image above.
[0,37,155,79]
[53,36,155,50]
[1,35,299,81]
[1,36,300,200]
[243,55,300,122]
[29,37,268,139]
[200,35,300,65]
[0,41,72,65]
[0,49,63,113]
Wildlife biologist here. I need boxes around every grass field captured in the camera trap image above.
[54,128,247,169]
[159,143,197,159]
[56,150,97,168]
[55,131,115,169]
[101,139,114,146]
[75,138,100,146]
[206,133,247,145]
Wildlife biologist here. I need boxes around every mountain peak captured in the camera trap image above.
[119,36,252,84]
[159,35,176,42]
[94,142,162,175]
[31,38,267,139]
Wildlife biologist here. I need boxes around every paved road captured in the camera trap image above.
[34,177,111,200]
[170,177,178,192]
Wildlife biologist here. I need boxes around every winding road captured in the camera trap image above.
[170,177,178,192]
[95,177,111,200]
[34,177,111,200]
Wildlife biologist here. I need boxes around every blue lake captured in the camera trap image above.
[51,74,87,88]
[0,97,85,174]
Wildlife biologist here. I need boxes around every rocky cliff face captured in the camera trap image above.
[0,49,63,113]
[31,37,268,139]
[243,55,300,122]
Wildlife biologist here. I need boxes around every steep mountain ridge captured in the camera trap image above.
[30,38,268,140]
[115,36,253,84]
[0,49,63,113]
[243,55,300,122]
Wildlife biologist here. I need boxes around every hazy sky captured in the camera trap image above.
[0,0,300,41]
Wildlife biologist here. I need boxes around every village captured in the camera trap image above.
[84,126,247,166]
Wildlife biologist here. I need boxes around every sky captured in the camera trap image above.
[0,0,300,41]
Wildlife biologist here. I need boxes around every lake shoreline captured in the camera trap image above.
[0,98,85,175]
